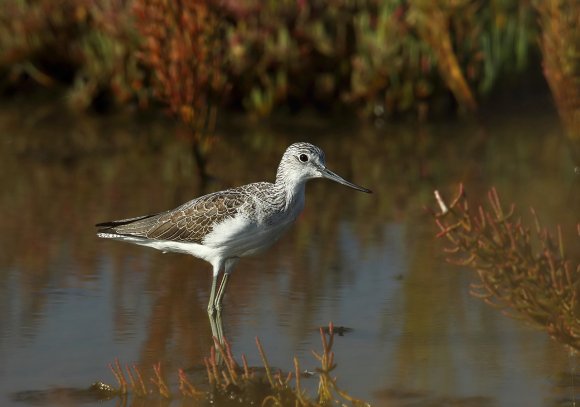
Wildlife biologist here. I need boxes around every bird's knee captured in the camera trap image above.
[207,304,217,316]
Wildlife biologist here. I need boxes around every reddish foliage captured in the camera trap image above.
[432,185,580,351]
[132,0,225,130]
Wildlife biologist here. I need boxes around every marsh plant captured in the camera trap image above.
[224,0,536,118]
[432,185,580,351]
[0,0,144,110]
[535,0,580,161]
[132,0,227,178]
[103,323,368,406]
[0,0,543,118]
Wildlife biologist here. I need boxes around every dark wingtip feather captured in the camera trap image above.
[95,213,157,229]
[95,221,117,228]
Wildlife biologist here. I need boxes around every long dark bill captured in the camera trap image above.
[321,167,372,193]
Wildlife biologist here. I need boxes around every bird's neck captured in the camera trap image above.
[274,160,308,212]
[273,178,306,213]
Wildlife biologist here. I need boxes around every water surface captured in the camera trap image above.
[0,98,578,406]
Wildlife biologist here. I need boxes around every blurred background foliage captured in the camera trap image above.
[0,0,577,135]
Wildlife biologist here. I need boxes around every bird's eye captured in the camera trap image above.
[299,154,309,162]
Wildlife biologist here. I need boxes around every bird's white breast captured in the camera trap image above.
[203,190,304,258]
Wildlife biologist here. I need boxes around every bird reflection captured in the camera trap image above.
[208,311,225,346]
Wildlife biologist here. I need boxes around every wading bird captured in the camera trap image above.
[96,142,371,315]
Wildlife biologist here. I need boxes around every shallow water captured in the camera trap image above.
[0,98,579,406]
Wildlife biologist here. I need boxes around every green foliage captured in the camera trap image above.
[224,0,351,116]
[223,0,537,118]
[347,2,436,117]
[0,0,549,118]
[0,0,145,110]
[70,19,144,109]
[478,0,533,93]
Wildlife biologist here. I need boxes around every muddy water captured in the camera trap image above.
[0,98,578,406]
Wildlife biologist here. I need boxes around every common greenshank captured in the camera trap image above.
[96,142,371,315]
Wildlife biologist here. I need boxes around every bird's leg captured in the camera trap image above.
[214,258,238,312]
[208,309,225,347]
[207,263,222,315]
[207,274,219,315]
[214,273,229,312]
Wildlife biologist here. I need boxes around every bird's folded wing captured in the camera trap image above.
[96,190,248,244]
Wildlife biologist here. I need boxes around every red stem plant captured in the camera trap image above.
[431,184,580,351]
[105,323,368,406]
[132,0,226,177]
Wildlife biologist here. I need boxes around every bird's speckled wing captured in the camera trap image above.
[96,189,251,244]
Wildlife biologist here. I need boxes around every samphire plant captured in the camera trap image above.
[133,0,227,179]
[101,322,368,406]
[431,184,580,351]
